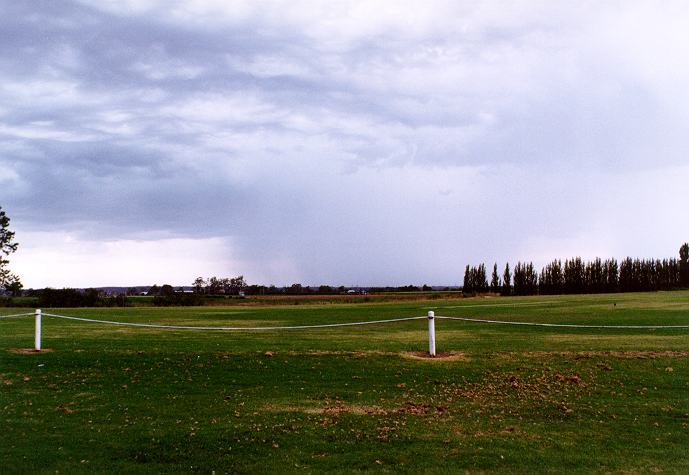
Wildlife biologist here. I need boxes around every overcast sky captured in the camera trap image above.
[2,1,689,288]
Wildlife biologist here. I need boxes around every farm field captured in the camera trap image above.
[2,291,689,473]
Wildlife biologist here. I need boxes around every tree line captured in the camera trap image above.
[192,276,247,295]
[463,243,689,296]
[189,278,445,296]
[28,288,128,307]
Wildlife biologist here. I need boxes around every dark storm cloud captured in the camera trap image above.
[5,139,257,239]
[3,0,689,286]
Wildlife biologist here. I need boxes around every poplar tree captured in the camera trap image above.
[490,263,500,293]
[477,263,488,292]
[502,263,511,296]
[463,265,472,293]
[680,243,689,288]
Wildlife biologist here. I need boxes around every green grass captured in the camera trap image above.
[2,291,689,473]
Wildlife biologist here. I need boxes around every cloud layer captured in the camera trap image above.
[2,1,689,287]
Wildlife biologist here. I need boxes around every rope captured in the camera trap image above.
[437,315,689,329]
[5,311,688,330]
[0,312,35,319]
[41,313,426,330]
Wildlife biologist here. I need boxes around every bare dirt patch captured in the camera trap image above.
[7,348,54,354]
[264,402,388,416]
[265,401,448,417]
[402,351,468,361]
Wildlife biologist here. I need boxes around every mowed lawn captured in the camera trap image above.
[2,291,689,473]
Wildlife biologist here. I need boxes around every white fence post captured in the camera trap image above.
[35,309,42,352]
[428,311,436,357]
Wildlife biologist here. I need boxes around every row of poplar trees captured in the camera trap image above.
[463,243,689,296]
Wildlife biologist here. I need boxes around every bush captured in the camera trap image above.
[34,288,127,307]
[152,293,203,306]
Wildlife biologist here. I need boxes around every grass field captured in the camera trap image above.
[2,291,689,473]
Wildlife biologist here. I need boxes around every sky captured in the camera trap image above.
[2,1,689,288]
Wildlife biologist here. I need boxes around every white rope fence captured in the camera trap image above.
[2,309,688,356]
[41,312,426,330]
[436,315,689,329]
[0,312,36,319]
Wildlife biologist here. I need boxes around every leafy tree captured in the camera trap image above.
[5,280,23,297]
[229,275,246,295]
[192,277,207,294]
[207,277,222,294]
[0,206,21,291]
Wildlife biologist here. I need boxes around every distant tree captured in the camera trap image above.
[513,262,525,295]
[513,262,537,296]
[603,258,619,293]
[586,258,604,293]
[463,264,488,294]
[539,259,563,295]
[5,280,23,297]
[192,277,206,294]
[525,262,538,295]
[0,206,21,292]
[288,283,304,294]
[477,264,488,292]
[83,288,103,306]
[147,284,160,296]
[229,275,246,295]
[564,257,585,294]
[462,265,470,293]
[208,277,222,294]
[680,243,689,288]
[160,284,175,296]
[502,263,511,296]
[618,257,633,292]
[490,263,500,293]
